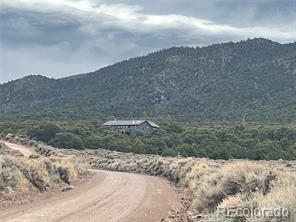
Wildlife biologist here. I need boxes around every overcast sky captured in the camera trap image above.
[1,0,296,83]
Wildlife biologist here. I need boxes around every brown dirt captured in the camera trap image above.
[2,141,35,157]
[0,170,181,222]
[0,174,93,210]
[0,142,181,222]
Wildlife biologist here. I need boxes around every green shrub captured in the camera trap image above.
[161,148,177,157]
[27,123,60,142]
[49,133,83,149]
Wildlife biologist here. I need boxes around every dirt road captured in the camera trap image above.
[0,142,181,222]
[2,141,35,157]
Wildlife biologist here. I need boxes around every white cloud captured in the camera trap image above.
[1,0,296,82]
[1,0,296,42]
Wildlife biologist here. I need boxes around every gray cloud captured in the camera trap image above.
[0,0,296,83]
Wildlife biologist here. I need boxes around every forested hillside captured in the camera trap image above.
[1,38,296,122]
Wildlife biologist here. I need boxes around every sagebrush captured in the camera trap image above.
[0,141,87,195]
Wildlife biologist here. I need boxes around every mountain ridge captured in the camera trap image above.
[1,38,296,122]
[1,38,282,83]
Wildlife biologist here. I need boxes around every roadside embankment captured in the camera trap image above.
[2,134,296,221]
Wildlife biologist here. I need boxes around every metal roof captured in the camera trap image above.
[147,121,160,128]
[103,120,159,128]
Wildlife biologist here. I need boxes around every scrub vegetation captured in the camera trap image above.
[0,141,87,197]
[2,120,296,160]
[80,149,296,221]
[5,135,295,221]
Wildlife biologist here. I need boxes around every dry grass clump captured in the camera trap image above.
[0,141,23,157]
[236,171,296,221]
[0,156,31,192]
[0,156,51,193]
[44,157,88,184]
[191,162,296,221]
[0,136,88,196]
[34,144,63,157]
[0,135,87,192]
[83,149,196,185]
[186,162,272,212]
[0,156,88,195]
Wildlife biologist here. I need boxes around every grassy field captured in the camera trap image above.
[0,140,88,198]
[2,134,296,221]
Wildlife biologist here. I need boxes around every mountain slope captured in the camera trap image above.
[1,38,296,122]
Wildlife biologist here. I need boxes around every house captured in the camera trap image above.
[102,120,159,134]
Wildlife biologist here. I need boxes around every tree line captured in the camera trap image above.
[1,121,296,160]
